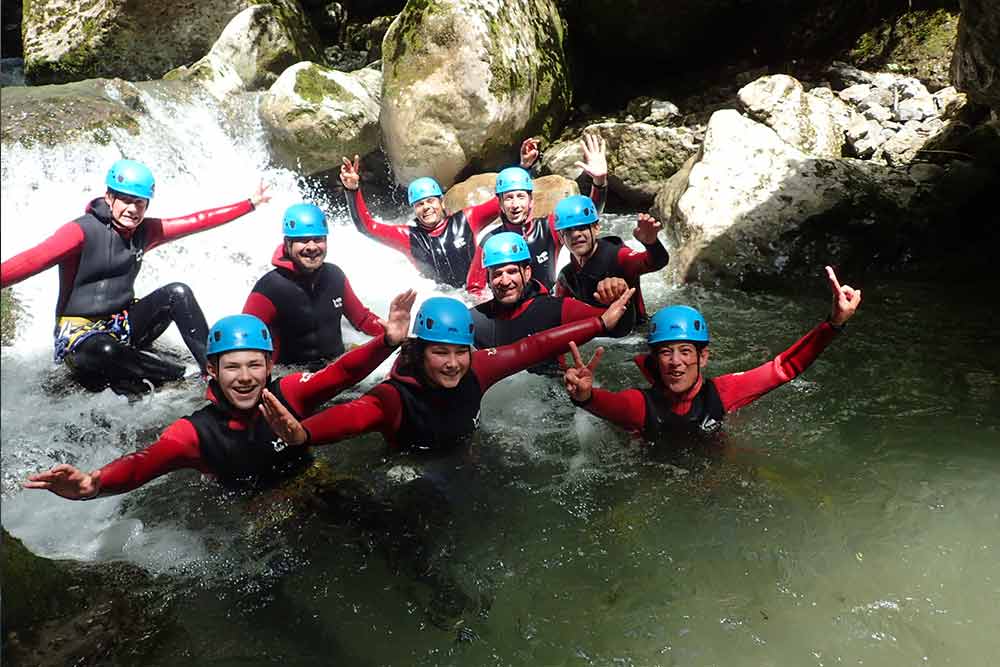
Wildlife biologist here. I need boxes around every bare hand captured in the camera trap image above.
[251,179,272,208]
[826,266,862,326]
[376,289,417,347]
[259,389,309,446]
[340,155,361,190]
[520,137,540,169]
[574,133,608,187]
[599,287,635,330]
[633,213,663,245]
[563,341,604,403]
[24,463,101,500]
[594,277,629,305]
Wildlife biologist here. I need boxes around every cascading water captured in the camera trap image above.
[3,84,1000,665]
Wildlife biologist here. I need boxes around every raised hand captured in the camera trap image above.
[251,179,272,208]
[593,276,629,305]
[633,212,663,245]
[259,389,309,446]
[376,288,418,347]
[24,463,102,500]
[520,137,540,169]
[599,286,635,330]
[563,341,604,403]
[826,266,862,326]
[574,133,608,187]
[340,155,361,191]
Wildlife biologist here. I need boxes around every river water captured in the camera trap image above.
[2,85,999,666]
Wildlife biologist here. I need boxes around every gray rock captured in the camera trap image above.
[951,0,1000,109]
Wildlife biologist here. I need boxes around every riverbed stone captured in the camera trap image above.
[738,75,849,158]
[380,0,571,189]
[259,61,382,175]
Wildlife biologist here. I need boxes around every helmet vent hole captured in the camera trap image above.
[426,317,435,329]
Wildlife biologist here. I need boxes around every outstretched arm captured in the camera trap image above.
[1,222,84,288]
[341,275,384,336]
[147,180,269,250]
[343,183,413,258]
[260,388,391,447]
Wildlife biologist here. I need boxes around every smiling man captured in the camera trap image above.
[243,203,382,367]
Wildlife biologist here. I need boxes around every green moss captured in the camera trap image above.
[1,288,22,346]
[293,63,350,105]
[848,9,959,86]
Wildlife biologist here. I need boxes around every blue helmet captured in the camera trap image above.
[482,231,530,269]
[648,305,710,345]
[207,314,274,356]
[282,203,328,238]
[407,177,444,205]
[554,194,599,231]
[105,159,155,200]
[495,167,533,195]
[413,297,475,346]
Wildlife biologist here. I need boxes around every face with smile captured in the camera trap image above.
[654,342,709,395]
[285,236,327,273]
[488,263,530,305]
[422,343,471,389]
[105,191,149,234]
[560,223,599,259]
[412,196,444,229]
[208,350,273,411]
[500,190,532,225]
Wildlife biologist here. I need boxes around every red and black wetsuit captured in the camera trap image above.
[88,335,395,494]
[243,245,382,366]
[465,183,608,296]
[1,196,256,392]
[470,278,629,374]
[577,321,842,442]
[345,188,499,288]
[299,317,608,453]
[556,235,668,324]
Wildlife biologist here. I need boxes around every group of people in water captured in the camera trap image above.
[2,135,861,503]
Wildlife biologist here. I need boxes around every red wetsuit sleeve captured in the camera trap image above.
[242,291,281,362]
[301,390,392,445]
[545,214,564,257]
[143,200,255,251]
[580,387,648,433]
[341,275,383,336]
[472,316,605,389]
[616,240,669,280]
[713,321,840,412]
[464,198,501,235]
[276,335,393,416]
[345,188,413,258]
[559,297,606,323]
[96,419,210,496]
[1,222,85,288]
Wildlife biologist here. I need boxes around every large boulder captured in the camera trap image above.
[651,109,926,286]
[22,0,255,85]
[259,61,382,175]
[380,0,571,188]
[951,0,1000,110]
[541,122,699,207]
[444,173,578,220]
[164,2,321,100]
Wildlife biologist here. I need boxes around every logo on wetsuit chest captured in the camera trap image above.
[134,248,145,263]
[271,437,288,452]
[331,297,343,308]
[453,237,466,249]
[536,250,549,264]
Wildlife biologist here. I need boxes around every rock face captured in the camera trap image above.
[380,0,571,188]
[444,173,578,220]
[164,2,321,99]
[848,9,960,91]
[22,0,254,84]
[652,109,925,286]
[952,0,1000,110]
[259,62,382,175]
[542,122,699,207]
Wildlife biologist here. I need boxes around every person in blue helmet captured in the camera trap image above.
[562,266,862,442]
[553,196,668,324]
[338,140,538,288]
[243,203,383,367]
[469,231,634,374]
[1,159,271,395]
[257,288,633,454]
[466,133,610,296]
[24,290,416,498]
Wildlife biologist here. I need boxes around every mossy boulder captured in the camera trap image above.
[22,0,260,85]
[0,78,146,148]
[380,0,571,188]
[848,9,959,92]
[1,288,23,346]
[259,61,382,175]
[443,173,578,221]
[164,1,321,100]
[952,0,1000,110]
